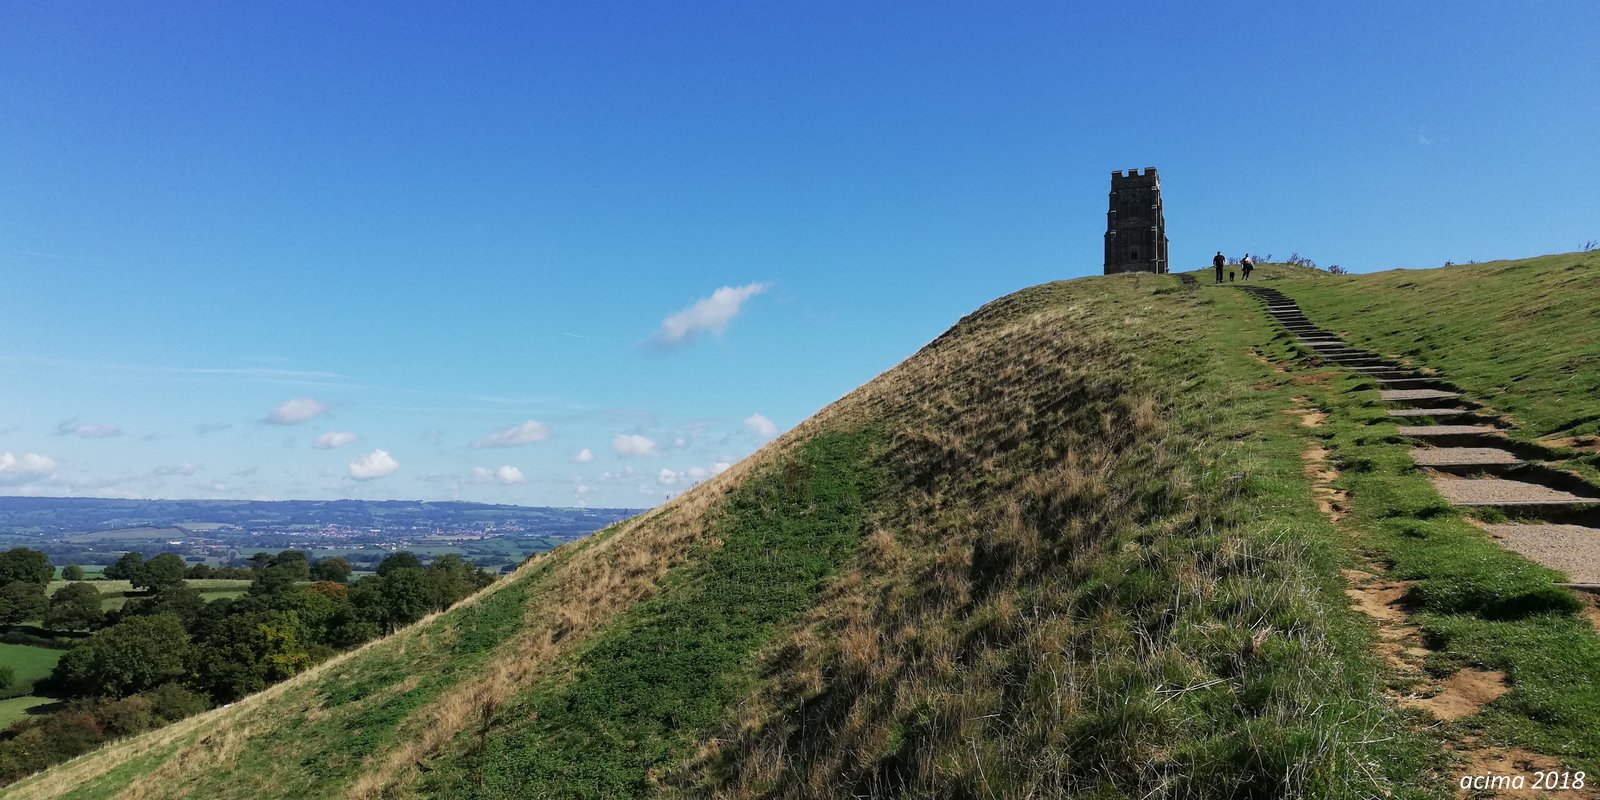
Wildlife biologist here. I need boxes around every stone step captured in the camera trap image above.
[1380,389,1460,402]
[1411,447,1521,467]
[1433,477,1600,506]
[1397,425,1498,437]
[1373,377,1449,390]
[1481,523,1600,584]
[1388,407,1474,418]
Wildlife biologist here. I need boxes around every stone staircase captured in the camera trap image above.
[1240,284,1600,587]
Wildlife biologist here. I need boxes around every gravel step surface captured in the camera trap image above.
[1411,447,1521,466]
[1481,524,1600,584]
[1398,425,1497,436]
[1388,408,1472,417]
[1381,389,1459,401]
[1432,477,1600,505]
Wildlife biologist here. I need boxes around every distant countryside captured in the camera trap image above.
[0,497,637,780]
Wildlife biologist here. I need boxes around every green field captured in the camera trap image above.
[63,527,190,543]
[0,696,58,730]
[0,643,65,728]
[44,579,252,612]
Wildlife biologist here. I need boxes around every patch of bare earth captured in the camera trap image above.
[1538,434,1600,454]
[1290,397,1346,521]
[1452,743,1577,799]
[1403,668,1510,722]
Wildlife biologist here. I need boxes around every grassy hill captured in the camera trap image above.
[9,255,1599,798]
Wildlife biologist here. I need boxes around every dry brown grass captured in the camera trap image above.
[660,285,1201,797]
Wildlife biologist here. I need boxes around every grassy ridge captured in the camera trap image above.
[671,276,1434,797]
[418,430,880,796]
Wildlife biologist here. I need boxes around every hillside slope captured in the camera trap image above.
[15,264,1599,798]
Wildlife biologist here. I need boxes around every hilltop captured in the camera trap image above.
[8,252,1600,799]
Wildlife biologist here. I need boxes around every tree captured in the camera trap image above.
[0,665,13,691]
[53,614,189,697]
[351,568,439,633]
[0,581,47,624]
[185,563,214,579]
[376,551,422,576]
[61,564,86,582]
[131,553,186,592]
[247,552,273,574]
[44,582,104,630]
[188,610,311,702]
[122,585,206,628]
[310,556,351,583]
[144,682,209,721]
[103,552,144,581]
[270,551,311,580]
[427,555,490,609]
[0,548,53,586]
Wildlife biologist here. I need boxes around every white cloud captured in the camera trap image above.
[686,466,709,480]
[58,420,122,438]
[0,452,56,484]
[571,447,595,464]
[154,462,200,476]
[471,465,526,485]
[743,413,778,438]
[654,283,769,348]
[472,420,551,449]
[575,483,591,496]
[195,422,232,436]
[613,434,658,457]
[314,431,358,450]
[713,461,732,475]
[348,449,399,480]
[656,468,679,486]
[265,397,328,425]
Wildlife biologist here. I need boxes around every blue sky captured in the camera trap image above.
[2,2,1596,506]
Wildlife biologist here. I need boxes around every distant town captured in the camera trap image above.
[0,497,643,575]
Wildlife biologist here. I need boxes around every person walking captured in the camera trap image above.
[1213,251,1226,284]
[1241,254,1255,281]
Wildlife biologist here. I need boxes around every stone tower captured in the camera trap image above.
[1103,167,1168,275]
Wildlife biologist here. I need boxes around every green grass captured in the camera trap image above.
[0,643,64,699]
[0,696,59,730]
[0,643,66,728]
[41,579,253,613]
[418,430,880,797]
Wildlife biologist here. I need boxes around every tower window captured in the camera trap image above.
[1130,250,1139,260]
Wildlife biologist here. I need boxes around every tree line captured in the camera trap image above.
[0,546,496,784]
